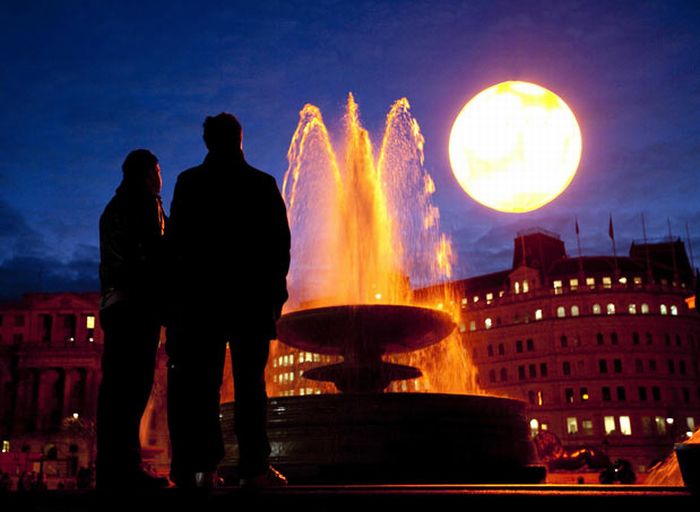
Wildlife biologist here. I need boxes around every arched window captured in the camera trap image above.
[592,304,602,315]
[522,280,529,293]
[641,303,650,314]
[660,304,668,315]
[628,304,637,314]
[535,309,543,320]
[500,368,508,382]
[557,306,566,318]
[485,318,493,329]
[514,281,520,294]
[597,333,604,345]
[670,305,678,316]
[606,303,616,315]
[571,305,580,317]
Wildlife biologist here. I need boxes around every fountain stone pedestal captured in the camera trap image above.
[220,304,544,484]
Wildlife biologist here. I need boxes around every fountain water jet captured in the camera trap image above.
[220,95,540,483]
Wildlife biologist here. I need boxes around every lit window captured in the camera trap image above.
[553,280,563,295]
[566,417,578,434]
[602,276,612,289]
[290,372,294,382]
[565,388,574,404]
[535,309,543,320]
[290,354,295,365]
[628,304,637,315]
[655,416,666,435]
[541,423,548,431]
[485,318,492,329]
[273,374,278,383]
[458,323,466,333]
[499,290,505,298]
[556,306,565,318]
[580,388,589,401]
[514,281,520,294]
[687,417,696,432]
[582,419,593,435]
[283,355,289,366]
[641,303,650,314]
[469,321,476,332]
[537,391,544,406]
[621,407,636,428]
[305,352,313,362]
[461,298,468,305]
[606,303,615,315]
[313,354,320,362]
[278,356,283,366]
[634,276,642,287]
[530,418,539,433]
[473,295,479,303]
[374,293,382,300]
[1,440,9,453]
[592,304,601,315]
[272,359,277,368]
[586,277,595,289]
[569,278,579,291]
[86,315,95,329]
[522,281,529,293]
[619,276,628,285]
[571,305,579,317]
[604,416,616,434]
[660,304,668,315]
[670,305,678,316]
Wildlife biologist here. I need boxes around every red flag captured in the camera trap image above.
[608,215,614,240]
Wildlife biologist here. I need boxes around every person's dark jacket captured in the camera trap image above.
[99,181,166,310]
[166,150,290,339]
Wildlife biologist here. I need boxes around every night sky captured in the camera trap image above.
[1,0,699,299]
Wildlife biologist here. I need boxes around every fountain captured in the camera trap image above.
[220,94,541,483]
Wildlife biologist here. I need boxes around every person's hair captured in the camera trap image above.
[122,149,158,181]
[203,113,242,152]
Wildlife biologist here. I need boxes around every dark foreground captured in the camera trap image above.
[1,485,697,511]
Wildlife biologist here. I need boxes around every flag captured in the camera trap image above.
[608,215,614,240]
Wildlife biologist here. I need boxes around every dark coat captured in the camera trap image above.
[99,181,166,310]
[166,151,291,338]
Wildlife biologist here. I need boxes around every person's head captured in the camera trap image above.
[121,149,161,194]
[203,113,242,153]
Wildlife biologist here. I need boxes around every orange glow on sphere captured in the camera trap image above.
[449,81,582,213]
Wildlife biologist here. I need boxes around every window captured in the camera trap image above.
[516,340,523,353]
[638,387,648,401]
[569,278,579,291]
[619,276,628,285]
[529,364,536,378]
[602,387,611,401]
[687,417,696,432]
[528,390,535,404]
[566,417,578,434]
[461,298,468,306]
[560,335,568,348]
[619,416,632,436]
[518,366,525,380]
[563,362,571,376]
[604,416,616,434]
[655,416,667,435]
[634,276,643,287]
[642,417,653,435]
[556,306,566,318]
[628,304,637,315]
[14,315,25,327]
[680,360,687,375]
[522,280,529,293]
[641,303,650,314]
[582,419,593,435]
[535,309,543,320]
[613,359,622,373]
[606,303,616,315]
[485,318,492,329]
[486,292,493,304]
[670,305,678,316]
[676,334,682,347]
[611,333,618,345]
[469,321,476,331]
[473,295,479,303]
[553,280,563,295]
[530,418,539,435]
[514,281,520,294]
[668,359,676,374]
[635,359,644,373]
[487,345,494,357]
[526,339,534,351]
[580,388,589,401]
[1,440,9,453]
[593,304,602,315]
[498,343,505,356]
[571,305,579,317]
[646,332,653,345]
[597,333,604,345]
[500,368,508,382]
[660,304,668,315]
[599,360,608,373]
[565,388,574,404]
[616,386,626,401]
[632,332,640,345]
[652,386,661,402]
[682,388,690,403]
[537,391,544,406]
[586,277,595,289]
[649,359,657,372]
[489,370,496,383]
[665,333,671,346]
[539,363,548,377]
[602,276,612,289]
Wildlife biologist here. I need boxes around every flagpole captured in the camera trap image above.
[668,218,679,285]
[609,214,619,279]
[642,213,653,285]
[575,217,584,285]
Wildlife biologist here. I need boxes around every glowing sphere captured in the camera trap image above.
[449,81,582,213]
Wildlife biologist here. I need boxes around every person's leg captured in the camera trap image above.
[96,301,160,484]
[167,319,226,485]
[230,335,271,478]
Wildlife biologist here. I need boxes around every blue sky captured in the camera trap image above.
[1,0,699,298]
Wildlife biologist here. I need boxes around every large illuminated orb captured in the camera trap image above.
[449,81,582,213]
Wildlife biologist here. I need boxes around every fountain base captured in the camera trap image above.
[220,393,544,484]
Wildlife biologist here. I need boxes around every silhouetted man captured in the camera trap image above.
[166,113,290,488]
[97,149,169,490]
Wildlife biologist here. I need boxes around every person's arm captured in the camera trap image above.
[269,177,291,319]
